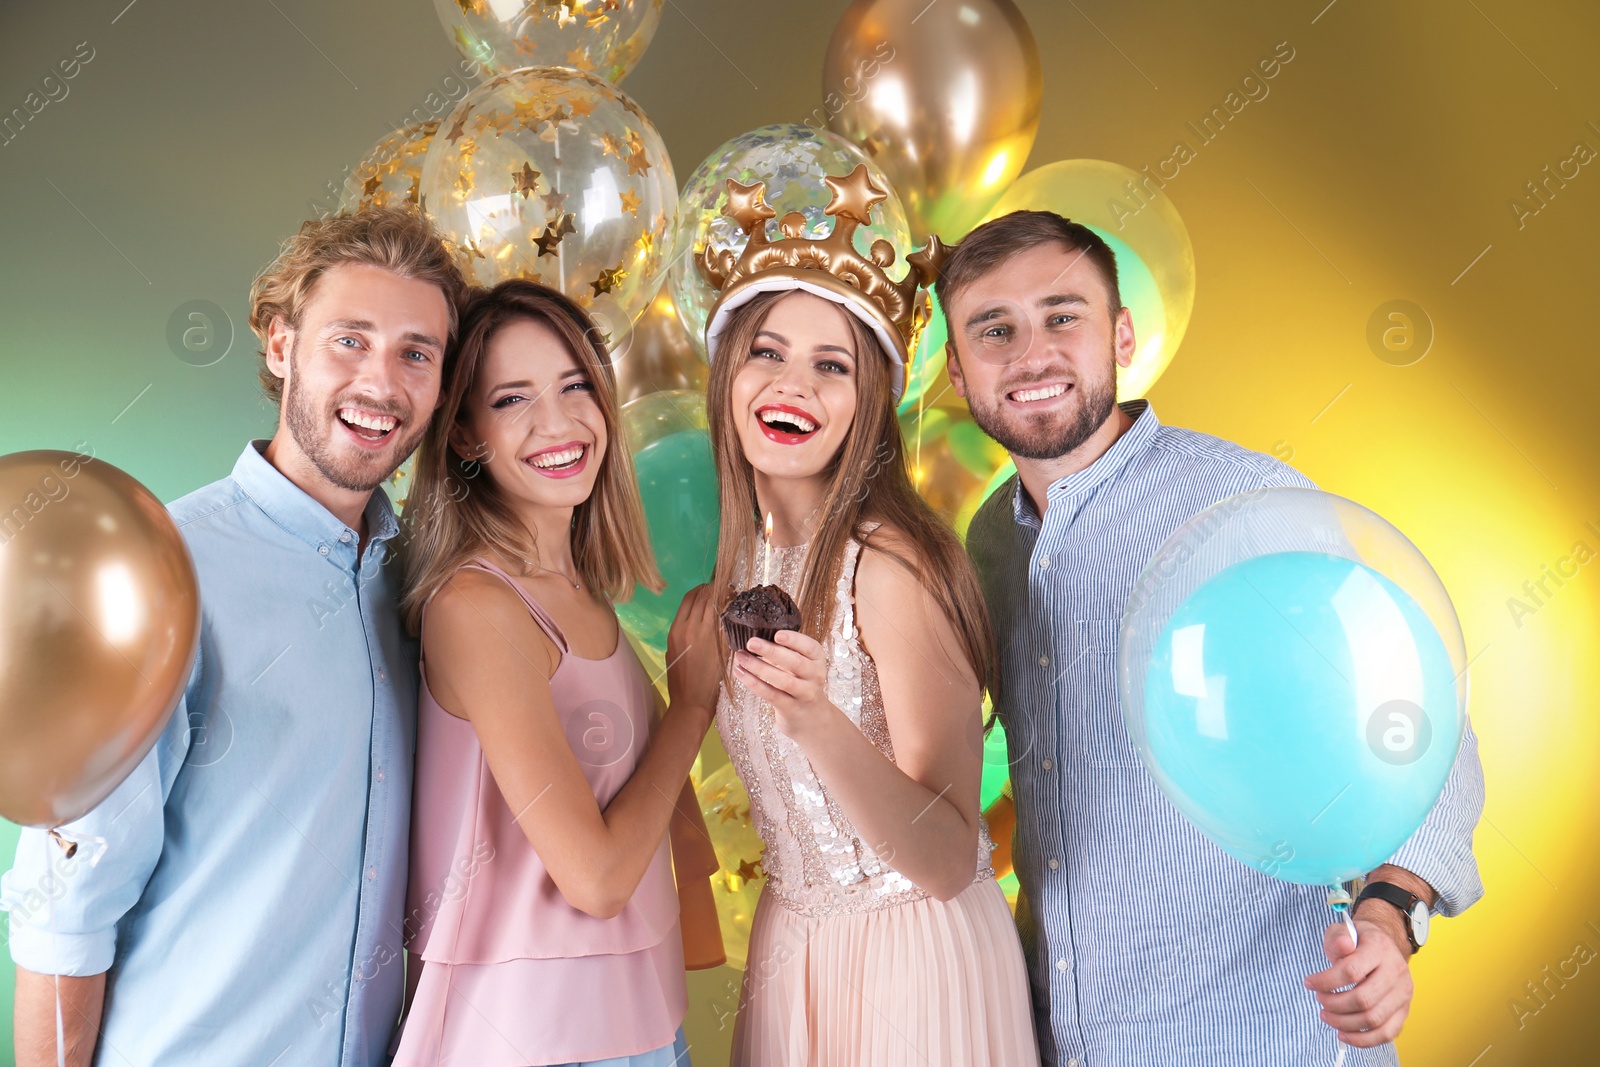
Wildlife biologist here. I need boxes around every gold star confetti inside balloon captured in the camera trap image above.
[338,120,438,213]
[694,761,766,970]
[434,0,663,83]
[590,263,626,296]
[421,66,677,328]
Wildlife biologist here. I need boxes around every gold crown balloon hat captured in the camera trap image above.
[699,163,950,401]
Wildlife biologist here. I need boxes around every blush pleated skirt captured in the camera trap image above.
[729,877,1040,1066]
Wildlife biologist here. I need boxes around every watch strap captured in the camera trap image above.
[1357,881,1422,952]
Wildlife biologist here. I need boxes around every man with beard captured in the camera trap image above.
[944,211,1483,1066]
[4,207,468,1066]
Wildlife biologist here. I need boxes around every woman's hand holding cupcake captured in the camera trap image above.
[733,631,838,742]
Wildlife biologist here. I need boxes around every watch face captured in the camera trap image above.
[1409,901,1430,946]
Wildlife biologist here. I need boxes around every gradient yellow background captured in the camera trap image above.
[1,1,1596,1064]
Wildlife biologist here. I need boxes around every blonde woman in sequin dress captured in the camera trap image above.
[699,280,1040,1064]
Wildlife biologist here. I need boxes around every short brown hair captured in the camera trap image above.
[400,280,663,634]
[248,206,470,403]
[934,210,1121,327]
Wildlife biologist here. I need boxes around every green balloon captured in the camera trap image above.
[947,419,1003,478]
[980,714,1011,810]
[979,459,1017,504]
[615,392,720,654]
[901,404,950,446]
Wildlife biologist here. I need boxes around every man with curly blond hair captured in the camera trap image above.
[4,207,469,1067]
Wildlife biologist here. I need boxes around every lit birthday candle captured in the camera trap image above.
[762,511,774,587]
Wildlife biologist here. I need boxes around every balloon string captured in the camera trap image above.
[46,835,65,1067]
[43,829,104,1067]
[913,363,927,483]
[552,133,564,300]
[1326,886,1358,1067]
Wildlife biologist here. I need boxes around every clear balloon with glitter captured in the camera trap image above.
[669,124,912,359]
[434,0,663,83]
[339,120,438,213]
[420,66,677,332]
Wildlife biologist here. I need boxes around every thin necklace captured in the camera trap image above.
[526,560,581,590]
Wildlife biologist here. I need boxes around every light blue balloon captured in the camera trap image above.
[1141,551,1461,886]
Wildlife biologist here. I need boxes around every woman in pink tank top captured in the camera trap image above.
[394,280,726,1067]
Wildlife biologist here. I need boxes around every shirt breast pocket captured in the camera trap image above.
[1071,618,1142,769]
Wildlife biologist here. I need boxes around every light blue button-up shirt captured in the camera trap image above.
[3,441,416,1066]
[966,401,1485,1067]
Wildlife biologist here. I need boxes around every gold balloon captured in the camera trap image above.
[610,291,707,407]
[0,451,199,827]
[338,120,438,213]
[823,0,1041,242]
[695,760,765,970]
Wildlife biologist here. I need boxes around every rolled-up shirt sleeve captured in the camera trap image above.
[1386,714,1486,917]
[2,657,198,977]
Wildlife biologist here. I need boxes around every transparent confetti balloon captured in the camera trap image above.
[420,67,677,329]
[669,124,911,359]
[338,120,437,213]
[434,0,663,83]
[1118,487,1468,887]
[696,761,765,970]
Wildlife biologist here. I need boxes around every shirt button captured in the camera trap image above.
[1048,858,1060,870]
[376,668,387,683]
[375,766,386,783]
[318,544,330,556]
[1038,554,1051,569]
[366,865,378,881]
[1037,654,1050,668]
[1041,758,1054,771]
[1067,1060,1082,1067]
[1056,957,1070,973]
[339,531,352,544]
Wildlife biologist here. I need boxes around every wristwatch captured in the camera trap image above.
[1356,881,1430,953]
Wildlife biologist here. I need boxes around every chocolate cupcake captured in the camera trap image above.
[722,584,802,652]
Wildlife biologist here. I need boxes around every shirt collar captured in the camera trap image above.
[230,440,400,555]
[1011,399,1161,528]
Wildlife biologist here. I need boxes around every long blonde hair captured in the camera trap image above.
[401,280,663,634]
[706,290,998,695]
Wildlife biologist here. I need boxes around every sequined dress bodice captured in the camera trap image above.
[716,529,995,917]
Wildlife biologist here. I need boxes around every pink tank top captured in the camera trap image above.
[406,558,679,971]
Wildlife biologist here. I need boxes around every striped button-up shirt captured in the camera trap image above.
[966,401,1485,1067]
